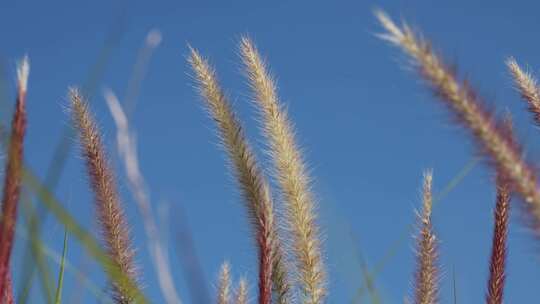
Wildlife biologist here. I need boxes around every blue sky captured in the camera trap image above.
[2,0,540,303]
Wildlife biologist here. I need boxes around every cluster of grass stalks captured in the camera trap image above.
[2,8,540,304]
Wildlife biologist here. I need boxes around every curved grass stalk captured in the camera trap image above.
[240,37,325,304]
[104,89,182,304]
[376,10,540,236]
[0,57,29,300]
[123,30,162,118]
[189,47,288,304]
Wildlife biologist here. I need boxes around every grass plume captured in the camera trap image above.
[189,47,288,304]
[218,262,232,304]
[506,58,540,125]
[235,278,248,304]
[240,37,326,304]
[0,57,29,300]
[375,10,540,235]
[70,88,139,303]
[413,171,439,304]
[486,172,510,304]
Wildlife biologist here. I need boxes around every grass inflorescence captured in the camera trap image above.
[412,171,439,304]
[0,57,29,301]
[70,89,139,303]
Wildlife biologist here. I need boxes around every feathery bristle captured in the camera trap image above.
[506,58,540,125]
[240,37,326,304]
[235,278,248,304]
[486,172,510,304]
[218,262,232,304]
[413,171,439,304]
[69,88,139,303]
[189,47,288,304]
[0,57,29,300]
[376,10,540,235]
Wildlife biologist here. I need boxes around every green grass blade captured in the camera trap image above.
[22,168,148,304]
[15,224,112,303]
[433,157,481,204]
[19,195,54,304]
[55,230,68,304]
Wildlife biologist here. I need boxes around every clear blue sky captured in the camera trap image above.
[2,0,540,303]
